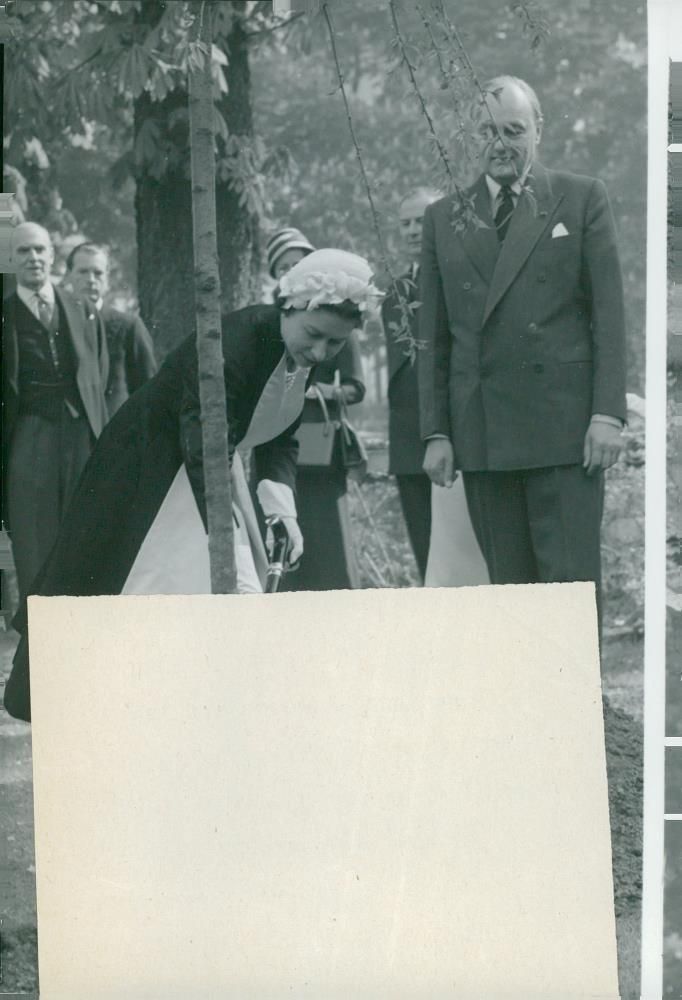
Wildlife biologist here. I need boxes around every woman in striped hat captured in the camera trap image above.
[266,227,315,280]
[265,226,367,592]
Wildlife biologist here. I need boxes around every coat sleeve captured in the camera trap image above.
[252,416,301,497]
[583,179,627,421]
[125,315,158,394]
[417,203,452,440]
[178,354,209,529]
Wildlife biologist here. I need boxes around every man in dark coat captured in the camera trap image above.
[66,242,157,417]
[419,76,626,617]
[2,222,109,598]
[381,188,438,579]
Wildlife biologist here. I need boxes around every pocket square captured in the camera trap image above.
[552,222,569,238]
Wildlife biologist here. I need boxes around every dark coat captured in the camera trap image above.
[4,305,303,721]
[418,163,627,471]
[2,286,109,505]
[100,305,157,417]
[381,269,424,475]
[283,332,365,593]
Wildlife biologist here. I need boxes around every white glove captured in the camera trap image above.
[266,516,304,567]
[258,480,302,565]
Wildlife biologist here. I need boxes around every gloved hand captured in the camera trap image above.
[266,515,304,567]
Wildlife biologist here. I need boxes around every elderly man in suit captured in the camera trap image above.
[381,189,439,579]
[2,222,109,598]
[66,242,157,417]
[418,76,626,619]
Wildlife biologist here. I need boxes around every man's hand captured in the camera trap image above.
[583,421,623,476]
[423,438,457,487]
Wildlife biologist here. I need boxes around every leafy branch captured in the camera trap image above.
[387,0,456,184]
[428,0,539,224]
[414,0,474,167]
[244,11,307,39]
[431,0,509,157]
[509,1,550,49]
[321,1,421,361]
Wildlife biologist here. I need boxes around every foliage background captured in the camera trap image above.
[5,0,647,379]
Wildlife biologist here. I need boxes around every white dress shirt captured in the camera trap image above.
[17,280,55,320]
[484,174,524,216]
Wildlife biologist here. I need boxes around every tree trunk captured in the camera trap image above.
[134,0,260,360]
[188,0,236,594]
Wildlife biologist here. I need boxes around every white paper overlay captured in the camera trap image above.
[28,584,618,1000]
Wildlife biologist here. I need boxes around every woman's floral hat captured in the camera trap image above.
[278,248,382,314]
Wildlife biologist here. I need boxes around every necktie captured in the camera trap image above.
[34,293,53,326]
[34,292,62,376]
[494,186,515,243]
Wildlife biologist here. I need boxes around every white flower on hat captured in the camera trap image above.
[278,248,382,314]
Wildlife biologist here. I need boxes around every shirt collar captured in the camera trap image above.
[17,281,55,309]
[485,174,525,205]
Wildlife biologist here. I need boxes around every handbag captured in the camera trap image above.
[338,395,368,482]
[296,384,337,467]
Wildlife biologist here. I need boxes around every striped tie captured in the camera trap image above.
[494,186,515,243]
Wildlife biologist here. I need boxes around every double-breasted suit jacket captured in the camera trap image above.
[418,163,627,471]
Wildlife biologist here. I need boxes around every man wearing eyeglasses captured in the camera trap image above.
[418,76,626,625]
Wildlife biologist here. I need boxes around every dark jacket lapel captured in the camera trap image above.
[56,285,96,361]
[55,286,109,437]
[455,175,499,287]
[482,163,563,326]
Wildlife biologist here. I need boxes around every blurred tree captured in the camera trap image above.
[4,0,293,356]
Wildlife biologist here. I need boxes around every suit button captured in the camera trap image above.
[528,322,538,332]
[538,274,547,283]
[533,363,544,374]
[463,281,472,291]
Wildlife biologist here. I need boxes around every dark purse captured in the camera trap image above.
[296,384,337,467]
[338,395,368,482]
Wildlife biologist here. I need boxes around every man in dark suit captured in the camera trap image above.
[66,242,157,417]
[3,222,110,598]
[419,76,626,617]
[382,188,439,579]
